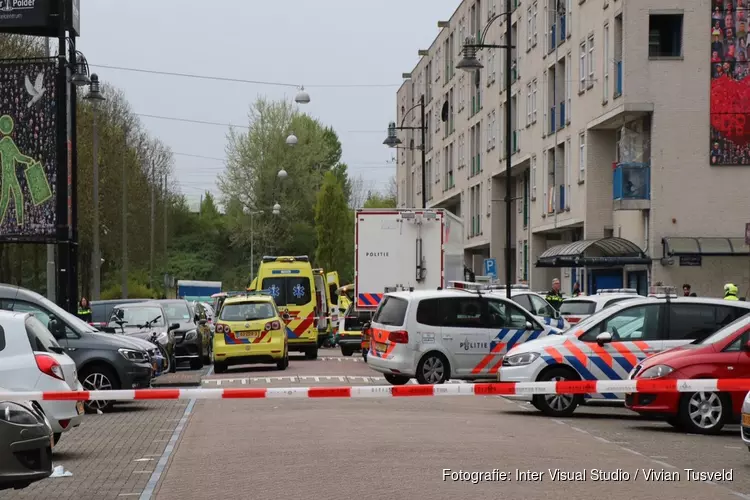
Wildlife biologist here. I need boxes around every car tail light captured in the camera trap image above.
[215,324,224,333]
[265,321,281,331]
[388,330,409,343]
[35,354,65,381]
[568,317,580,324]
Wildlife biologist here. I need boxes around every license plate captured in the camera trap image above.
[76,401,84,415]
[743,414,750,427]
[375,342,387,353]
[236,330,260,339]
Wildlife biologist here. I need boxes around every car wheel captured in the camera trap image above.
[416,352,450,385]
[678,391,729,435]
[305,346,318,360]
[53,432,61,446]
[277,351,289,370]
[384,374,411,385]
[214,362,227,374]
[80,365,119,414]
[531,367,582,417]
[341,347,353,357]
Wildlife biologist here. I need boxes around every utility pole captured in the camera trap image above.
[91,105,100,300]
[121,151,128,298]
[149,160,155,289]
[163,173,168,269]
[45,37,55,301]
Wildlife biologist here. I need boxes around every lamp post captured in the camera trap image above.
[457,12,515,298]
[85,74,105,300]
[383,95,427,208]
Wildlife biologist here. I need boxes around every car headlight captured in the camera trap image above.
[118,348,148,363]
[638,365,674,379]
[185,330,197,341]
[502,352,541,367]
[0,402,39,425]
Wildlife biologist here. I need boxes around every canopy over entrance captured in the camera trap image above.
[662,237,750,257]
[535,237,651,268]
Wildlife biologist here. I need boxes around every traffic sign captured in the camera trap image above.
[484,258,497,278]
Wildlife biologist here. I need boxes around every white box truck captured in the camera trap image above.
[355,208,464,309]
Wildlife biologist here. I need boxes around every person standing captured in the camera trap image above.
[724,283,739,300]
[546,278,564,311]
[77,297,92,322]
[572,282,581,297]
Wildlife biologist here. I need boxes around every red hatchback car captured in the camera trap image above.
[626,314,750,434]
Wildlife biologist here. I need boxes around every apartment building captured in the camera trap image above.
[395,0,750,296]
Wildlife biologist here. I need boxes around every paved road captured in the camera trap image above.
[4,349,749,500]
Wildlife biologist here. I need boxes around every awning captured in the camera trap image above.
[662,237,750,257]
[535,237,651,268]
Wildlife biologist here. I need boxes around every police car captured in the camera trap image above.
[559,289,641,326]
[365,282,565,385]
[498,286,750,417]
[485,285,569,330]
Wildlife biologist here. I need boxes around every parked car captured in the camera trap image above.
[627,313,750,434]
[156,299,211,370]
[558,289,641,326]
[0,396,53,491]
[0,311,83,445]
[337,305,372,357]
[89,298,149,329]
[0,284,155,413]
[104,302,178,374]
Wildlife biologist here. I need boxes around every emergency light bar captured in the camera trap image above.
[597,288,638,295]
[448,281,487,291]
[648,285,677,298]
[487,284,530,290]
[261,255,310,263]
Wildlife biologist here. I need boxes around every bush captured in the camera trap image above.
[100,282,160,300]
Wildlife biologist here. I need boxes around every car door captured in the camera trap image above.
[479,298,544,376]
[438,296,491,377]
[528,294,566,329]
[721,328,750,414]
[577,303,664,391]
[414,297,447,362]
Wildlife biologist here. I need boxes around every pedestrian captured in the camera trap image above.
[682,283,692,296]
[724,283,740,300]
[546,278,564,311]
[77,297,92,322]
[572,282,581,297]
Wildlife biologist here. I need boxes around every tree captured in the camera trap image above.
[314,172,351,276]
[363,192,397,209]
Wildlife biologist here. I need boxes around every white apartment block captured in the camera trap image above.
[394,0,750,297]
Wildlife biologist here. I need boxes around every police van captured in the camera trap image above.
[365,282,565,385]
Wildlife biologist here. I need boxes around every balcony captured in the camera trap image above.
[549,25,556,54]
[559,15,566,43]
[549,107,556,134]
[613,163,650,210]
[559,102,565,129]
[615,60,623,97]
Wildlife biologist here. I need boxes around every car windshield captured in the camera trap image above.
[560,300,596,316]
[108,306,165,328]
[220,302,275,321]
[162,302,191,323]
[25,289,96,333]
[562,301,645,334]
[694,314,750,345]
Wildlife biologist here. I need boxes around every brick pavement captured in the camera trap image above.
[0,401,188,500]
[152,366,211,387]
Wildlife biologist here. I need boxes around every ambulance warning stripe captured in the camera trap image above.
[357,293,383,307]
[284,313,315,339]
[7,379,749,401]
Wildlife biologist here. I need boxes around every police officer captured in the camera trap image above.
[546,278,564,311]
[77,297,92,322]
[724,283,740,300]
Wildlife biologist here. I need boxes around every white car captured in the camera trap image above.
[365,286,565,385]
[741,392,750,451]
[0,310,83,446]
[559,289,641,326]
[486,287,569,330]
[498,290,750,417]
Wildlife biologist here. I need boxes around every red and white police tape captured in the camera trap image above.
[2,379,750,402]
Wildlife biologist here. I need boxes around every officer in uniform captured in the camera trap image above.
[724,283,740,301]
[77,297,92,322]
[546,278,564,311]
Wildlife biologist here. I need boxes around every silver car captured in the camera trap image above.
[0,395,53,491]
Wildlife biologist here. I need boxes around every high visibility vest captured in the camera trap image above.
[78,308,92,315]
[724,295,739,301]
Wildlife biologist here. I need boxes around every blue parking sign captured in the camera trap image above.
[484,258,497,278]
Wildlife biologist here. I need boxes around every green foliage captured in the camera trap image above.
[314,172,351,276]
[363,191,397,208]
[101,282,161,300]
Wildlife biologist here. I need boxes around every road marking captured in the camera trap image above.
[119,494,141,497]
[133,458,154,462]
[725,445,743,450]
[651,460,677,469]
[139,365,213,500]
[593,436,610,443]
[133,471,153,474]
[552,419,567,425]
[649,456,668,459]
[570,426,588,434]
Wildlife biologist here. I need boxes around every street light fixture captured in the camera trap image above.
[383,95,426,208]
[457,11,516,298]
[286,134,298,146]
[85,73,105,101]
[272,203,281,215]
[294,86,311,104]
[70,50,91,86]
[277,169,288,179]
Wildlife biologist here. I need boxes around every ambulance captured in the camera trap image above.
[254,256,320,359]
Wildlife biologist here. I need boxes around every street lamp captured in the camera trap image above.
[383,95,426,208]
[457,12,516,298]
[277,169,288,179]
[286,134,298,146]
[71,51,91,86]
[84,72,106,300]
[272,203,281,215]
[295,86,311,104]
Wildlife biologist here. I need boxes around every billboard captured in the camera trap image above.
[710,0,750,165]
[0,60,57,242]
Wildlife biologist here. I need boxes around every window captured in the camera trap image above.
[532,79,538,123]
[372,296,408,326]
[560,300,596,316]
[526,83,532,126]
[648,14,683,58]
[603,297,637,308]
[603,24,610,101]
[578,132,585,181]
[527,5,533,50]
[416,298,442,326]
[566,0,572,36]
[579,42,586,91]
[486,300,533,329]
[531,155,537,198]
[442,297,484,328]
[565,52,572,123]
[587,35,594,86]
[530,295,556,318]
[667,304,747,342]
[261,277,313,307]
[487,114,492,150]
[512,294,533,312]
[532,2,538,46]
[220,302,275,322]
[109,306,166,328]
[25,316,61,353]
[542,69,548,134]
[10,300,53,327]
[580,304,663,342]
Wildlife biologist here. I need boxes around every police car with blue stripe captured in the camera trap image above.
[484,284,570,330]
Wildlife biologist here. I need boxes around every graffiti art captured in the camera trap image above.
[0,59,57,241]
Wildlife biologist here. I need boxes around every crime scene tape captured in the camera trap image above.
[1,379,750,402]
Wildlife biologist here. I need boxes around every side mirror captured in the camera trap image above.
[596,331,613,345]
[525,321,534,330]
[169,323,180,331]
[282,313,291,321]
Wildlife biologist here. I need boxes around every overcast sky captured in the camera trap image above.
[75,0,458,210]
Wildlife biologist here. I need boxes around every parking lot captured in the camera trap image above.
[2,350,750,500]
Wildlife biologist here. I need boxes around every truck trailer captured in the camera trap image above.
[177,280,222,303]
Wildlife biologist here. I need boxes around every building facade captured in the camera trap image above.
[395,0,750,297]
